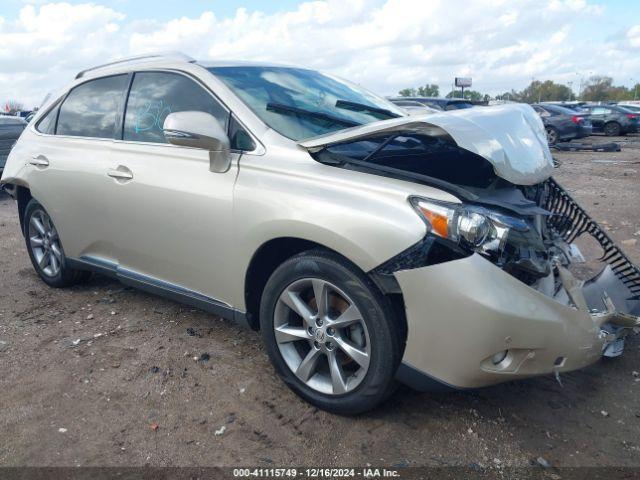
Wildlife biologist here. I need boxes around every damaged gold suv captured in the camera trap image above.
[2,53,639,414]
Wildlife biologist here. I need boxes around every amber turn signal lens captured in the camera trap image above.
[417,205,450,238]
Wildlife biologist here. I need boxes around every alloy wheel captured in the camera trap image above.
[28,209,63,277]
[273,278,371,395]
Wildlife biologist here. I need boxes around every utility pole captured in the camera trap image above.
[578,78,583,101]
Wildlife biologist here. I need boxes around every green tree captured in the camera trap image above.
[496,90,521,102]
[581,76,614,101]
[518,80,575,103]
[416,84,439,97]
[398,84,439,97]
[398,88,417,97]
[580,76,636,101]
[445,89,485,101]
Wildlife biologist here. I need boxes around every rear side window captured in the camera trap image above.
[57,75,128,138]
[123,72,229,144]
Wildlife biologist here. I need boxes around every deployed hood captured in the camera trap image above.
[299,103,554,186]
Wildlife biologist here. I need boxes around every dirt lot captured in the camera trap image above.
[0,135,639,470]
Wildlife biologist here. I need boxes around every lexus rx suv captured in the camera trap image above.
[2,53,639,414]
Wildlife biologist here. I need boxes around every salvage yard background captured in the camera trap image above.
[0,135,639,469]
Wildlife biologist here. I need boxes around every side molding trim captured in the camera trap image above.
[67,256,250,328]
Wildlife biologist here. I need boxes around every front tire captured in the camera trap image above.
[259,250,403,415]
[23,199,89,288]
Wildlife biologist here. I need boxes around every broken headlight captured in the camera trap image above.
[409,196,528,256]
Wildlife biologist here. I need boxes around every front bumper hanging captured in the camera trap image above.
[543,177,640,304]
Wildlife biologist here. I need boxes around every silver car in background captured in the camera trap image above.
[2,53,639,414]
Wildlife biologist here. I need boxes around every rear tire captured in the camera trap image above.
[259,249,403,415]
[604,122,621,136]
[23,199,90,288]
[546,127,559,145]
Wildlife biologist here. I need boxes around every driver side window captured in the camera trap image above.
[123,72,229,144]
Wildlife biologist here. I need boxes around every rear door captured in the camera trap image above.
[23,75,129,263]
[588,107,608,132]
[108,70,245,305]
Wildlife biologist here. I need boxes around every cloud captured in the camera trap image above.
[0,0,636,107]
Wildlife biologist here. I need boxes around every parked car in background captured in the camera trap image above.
[532,104,592,144]
[387,99,439,116]
[389,97,475,111]
[0,116,27,173]
[541,101,588,113]
[618,104,640,114]
[582,104,638,136]
[24,111,37,123]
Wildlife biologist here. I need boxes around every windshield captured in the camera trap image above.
[208,66,405,141]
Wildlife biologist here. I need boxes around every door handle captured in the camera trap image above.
[107,167,134,181]
[29,155,49,167]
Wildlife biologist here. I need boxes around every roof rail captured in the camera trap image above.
[75,51,196,79]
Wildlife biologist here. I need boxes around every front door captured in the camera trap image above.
[108,71,238,306]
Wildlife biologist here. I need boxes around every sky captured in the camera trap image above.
[1,0,639,107]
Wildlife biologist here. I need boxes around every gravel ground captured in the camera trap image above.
[0,135,639,469]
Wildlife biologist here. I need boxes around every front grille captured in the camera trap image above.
[542,177,640,299]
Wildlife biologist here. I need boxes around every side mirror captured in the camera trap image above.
[163,111,231,173]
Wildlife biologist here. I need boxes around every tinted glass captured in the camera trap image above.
[228,116,256,151]
[124,72,229,144]
[544,105,576,116]
[36,105,59,134]
[57,75,127,138]
[208,66,405,141]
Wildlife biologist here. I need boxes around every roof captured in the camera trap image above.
[198,60,304,69]
[75,52,310,80]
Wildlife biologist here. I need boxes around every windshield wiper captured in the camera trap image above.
[335,100,402,119]
[266,103,361,128]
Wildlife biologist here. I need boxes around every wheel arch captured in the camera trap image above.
[242,236,408,338]
[15,184,33,235]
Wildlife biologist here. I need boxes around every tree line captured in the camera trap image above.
[398,76,640,103]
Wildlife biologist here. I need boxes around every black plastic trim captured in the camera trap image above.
[373,235,470,275]
[67,256,249,328]
[395,361,463,393]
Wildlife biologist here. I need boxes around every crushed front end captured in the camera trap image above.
[302,104,639,390]
[386,177,640,390]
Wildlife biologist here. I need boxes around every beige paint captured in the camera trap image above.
[396,254,605,388]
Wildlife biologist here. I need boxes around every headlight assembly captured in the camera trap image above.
[409,196,528,256]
